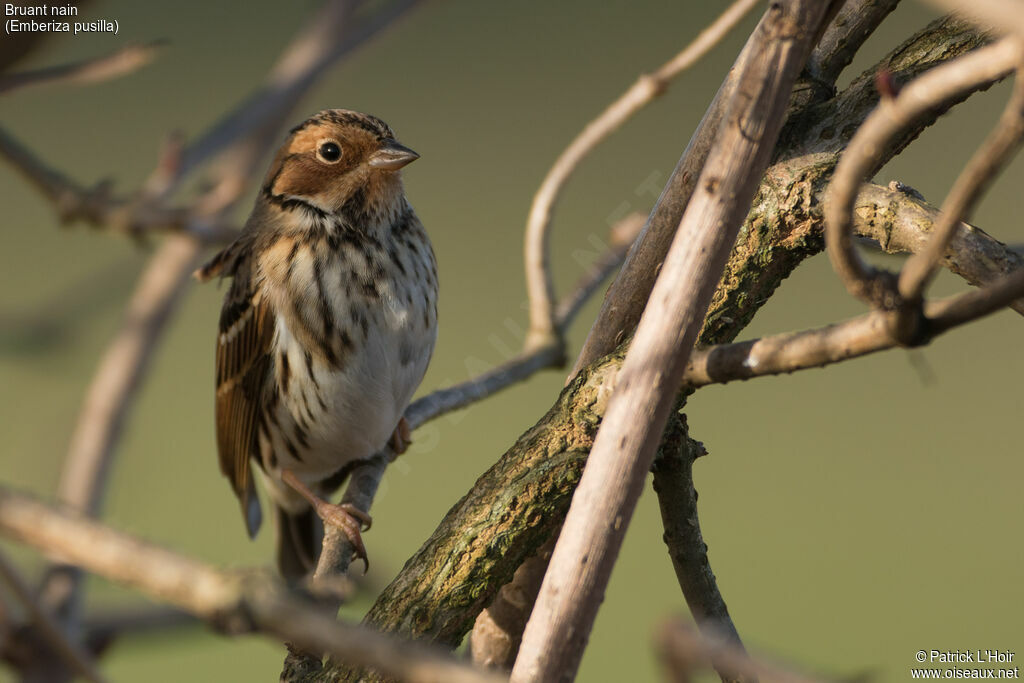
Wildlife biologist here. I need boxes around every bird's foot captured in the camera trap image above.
[282,470,373,572]
[314,501,372,573]
[389,416,412,456]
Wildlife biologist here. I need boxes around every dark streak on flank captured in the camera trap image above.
[278,352,291,395]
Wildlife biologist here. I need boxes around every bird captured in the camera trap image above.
[195,109,438,580]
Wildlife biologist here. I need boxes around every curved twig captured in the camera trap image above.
[824,37,1022,310]
[522,0,762,349]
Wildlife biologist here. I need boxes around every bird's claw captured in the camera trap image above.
[314,501,373,573]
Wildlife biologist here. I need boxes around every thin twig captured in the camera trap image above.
[511,4,837,680]
[0,487,506,683]
[0,548,108,683]
[0,42,162,95]
[522,0,762,349]
[682,267,1024,387]
[897,69,1024,309]
[824,37,1022,310]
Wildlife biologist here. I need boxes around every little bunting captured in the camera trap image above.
[196,110,438,579]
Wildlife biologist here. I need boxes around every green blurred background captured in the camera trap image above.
[2,1,1022,681]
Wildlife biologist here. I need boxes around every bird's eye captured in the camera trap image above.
[317,141,342,163]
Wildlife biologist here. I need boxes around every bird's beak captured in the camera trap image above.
[368,139,420,170]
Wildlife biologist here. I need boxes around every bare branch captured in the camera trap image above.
[854,183,1024,315]
[522,0,762,350]
[511,4,837,680]
[0,42,162,96]
[824,37,1022,310]
[927,265,1024,331]
[682,269,1024,388]
[0,548,108,683]
[807,0,901,85]
[0,486,506,683]
[651,416,750,683]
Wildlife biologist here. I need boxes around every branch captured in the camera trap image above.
[522,0,762,350]
[854,183,1024,316]
[511,4,838,680]
[806,0,901,86]
[0,486,505,683]
[0,549,107,683]
[651,415,750,683]
[0,42,162,95]
[682,270,1024,388]
[824,37,1022,311]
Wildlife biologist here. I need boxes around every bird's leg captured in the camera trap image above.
[281,469,373,572]
[389,416,412,455]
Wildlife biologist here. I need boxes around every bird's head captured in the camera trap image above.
[261,109,418,222]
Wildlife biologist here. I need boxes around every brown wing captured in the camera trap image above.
[214,256,274,538]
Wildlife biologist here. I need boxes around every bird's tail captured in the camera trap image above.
[274,505,323,581]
